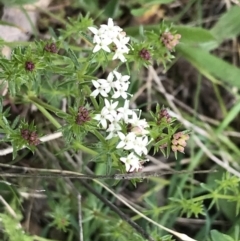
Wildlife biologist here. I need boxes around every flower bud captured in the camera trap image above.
[44,43,58,53]
[21,129,30,140]
[171,132,189,153]
[139,48,151,60]
[161,32,181,51]
[28,131,40,145]
[157,108,171,124]
[76,107,91,125]
[25,61,35,71]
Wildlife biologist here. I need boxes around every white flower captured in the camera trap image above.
[113,71,130,84]
[105,72,116,89]
[89,18,130,61]
[114,36,130,48]
[120,152,141,172]
[133,136,149,156]
[117,100,133,123]
[90,80,111,98]
[94,108,109,129]
[88,26,105,36]
[112,37,130,62]
[128,111,149,129]
[116,132,136,150]
[102,99,118,119]
[92,35,112,53]
[100,18,122,39]
[112,83,129,99]
[106,115,122,140]
[112,49,127,62]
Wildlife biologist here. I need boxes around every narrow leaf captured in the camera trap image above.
[210,230,234,241]
[176,26,217,46]
[177,44,240,88]
[211,6,240,44]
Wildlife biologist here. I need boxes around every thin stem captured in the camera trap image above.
[84,85,99,110]
[73,141,98,156]
[78,194,84,241]
[28,96,65,115]
[31,100,61,129]
[91,130,106,143]
[0,168,217,180]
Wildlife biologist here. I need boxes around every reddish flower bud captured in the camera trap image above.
[25,61,35,71]
[21,128,40,145]
[157,108,171,124]
[28,131,40,146]
[161,32,181,51]
[139,48,151,60]
[21,129,30,140]
[76,107,91,125]
[44,43,58,53]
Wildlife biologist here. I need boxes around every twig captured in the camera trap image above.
[0,195,17,219]
[78,194,84,241]
[0,166,217,180]
[193,135,240,178]
[0,131,62,156]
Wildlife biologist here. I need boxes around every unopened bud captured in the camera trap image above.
[76,107,91,125]
[44,43,58,53]
[161,32,181,51]
[171,132,189,153]
[25,61,35,71]
[139,49,151,61]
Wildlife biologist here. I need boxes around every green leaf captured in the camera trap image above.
[126,25,217,46]
[211,6,240,45]
[55,111,68,118]
[0,0,37,6]
[104,0,119,18]
[67,48,80,68]
[177,44,240,88]
[175,25,217,46]
[216,99,240,133]
[210,230,234,241]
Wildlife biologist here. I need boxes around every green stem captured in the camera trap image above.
[28,96,98,156]
[31,100,61,129]
[191,193,235,202]
[28,96,65,115]
[73,141,98,156]
[92,130,106,143]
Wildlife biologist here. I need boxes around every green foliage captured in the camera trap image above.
[46,199,71,232]
[210,230,235,241]
[211,6,240,45]
[0,213,32,241]
[0,0,37,6]
[0,2,240,241]
[176,44,240,88]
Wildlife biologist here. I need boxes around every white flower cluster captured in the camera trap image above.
[91,70,150,172]
[88,18,130,62]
